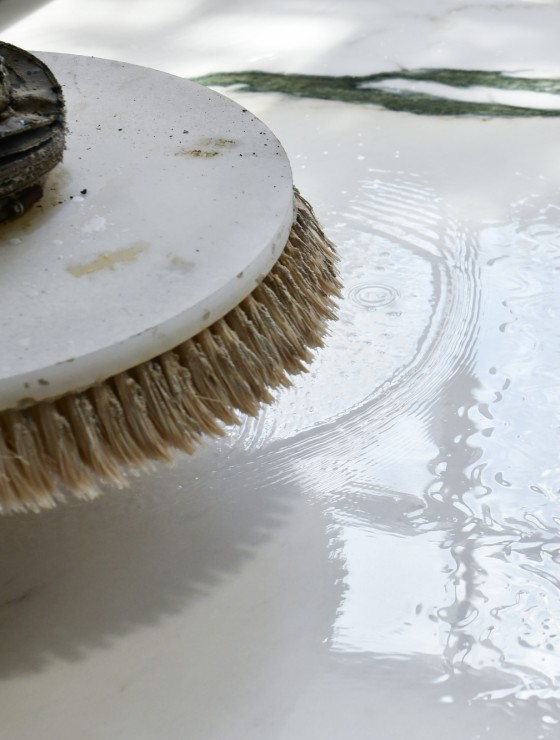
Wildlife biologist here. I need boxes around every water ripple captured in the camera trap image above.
[226,172,560,717]
[236,172,481,467]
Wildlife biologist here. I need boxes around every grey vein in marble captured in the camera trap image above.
[194,69,560,117]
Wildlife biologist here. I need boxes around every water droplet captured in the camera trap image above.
[348,283,398,310]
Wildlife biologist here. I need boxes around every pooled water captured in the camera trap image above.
[226,99,560,728]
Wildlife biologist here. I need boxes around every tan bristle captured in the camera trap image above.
[112,373,174,464]
[213,320,275,403]
[91,382,155,471]
[226,306,287,387]
[240,294,306,376]
[60,394,126,486]
[0,189,340,513]
[159,351,225,438]
[178,340,241,427]
[34,402,100,502]
[0,411,56,513]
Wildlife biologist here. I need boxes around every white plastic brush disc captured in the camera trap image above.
[0,53,294,410]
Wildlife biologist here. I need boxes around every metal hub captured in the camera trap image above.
[0,42,65,222]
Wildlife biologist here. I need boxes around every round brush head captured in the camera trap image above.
[0,51,340,513]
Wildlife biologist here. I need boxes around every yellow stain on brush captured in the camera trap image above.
[67,243,147,277]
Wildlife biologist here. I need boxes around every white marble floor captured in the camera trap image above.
[2,1,560,738]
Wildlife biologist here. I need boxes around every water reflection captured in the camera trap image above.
[233,175,560,728]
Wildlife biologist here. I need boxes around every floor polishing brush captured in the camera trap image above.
[0,43,340,514]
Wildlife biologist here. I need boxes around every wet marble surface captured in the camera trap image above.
[2,1,560,738]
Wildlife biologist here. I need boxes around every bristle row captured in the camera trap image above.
[0,190,340,513]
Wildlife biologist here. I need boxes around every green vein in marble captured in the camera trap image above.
[193,69,560,117]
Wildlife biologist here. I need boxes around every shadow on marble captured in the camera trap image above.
[0,435,302,679]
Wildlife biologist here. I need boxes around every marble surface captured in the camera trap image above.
[2,1,560,738]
